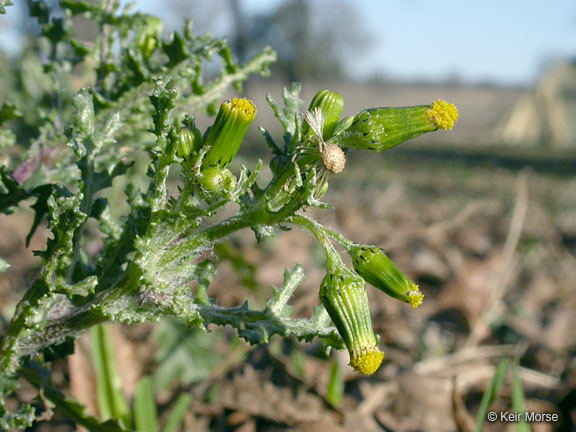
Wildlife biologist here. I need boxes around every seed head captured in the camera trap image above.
[321,144,346,174]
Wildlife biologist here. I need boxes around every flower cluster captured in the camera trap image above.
[199,89,458,375]
[287,90,458,375]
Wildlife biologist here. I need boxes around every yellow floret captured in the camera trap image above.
[427,99,459,130]
[350,346,385,375]
[408,286,424,309]
[228,97,257,119]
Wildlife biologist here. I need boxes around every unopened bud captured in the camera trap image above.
[320,266,384,375]
[202,98,257,168]
[350,245,423,308]
[303,90,344,139]
[198,167,236,195]
[177,127,202,160]
[334,99,458,152]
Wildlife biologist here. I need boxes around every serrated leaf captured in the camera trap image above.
[163,32,188,67]
[0,129,16,149]
[27,0,47,23]
[42,17,68,44]
[92,160,134,192]
[234,160,263,198]
[0,399,35,430]
[0,102,22,125]
[0,166,28,213]
[259,126,282,155]
[38,191,86,268]
[57,276,98,297]
[60,0,98,14]
[0,371,19,396]
[266,265,304,318]
[71,89,95,153]
[280,83,304,136]
[0,0,13,15]
[0,167,62,246]
[238,326,270,345]
[251,224,275,244]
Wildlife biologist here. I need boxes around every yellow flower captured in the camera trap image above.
[332,99,459,152]
[319,266,384,375]
[427,99,459,130]
[350,245,424,309]
[202,98,257,168]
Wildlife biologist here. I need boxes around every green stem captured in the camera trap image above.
[162,191,304,267]
[318,222,355,250]
[289,214,343,265]
[0,266,138,371]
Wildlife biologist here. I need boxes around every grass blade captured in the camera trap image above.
[326,361,344,408]
[475,357,510,432]
[134,377,159,432]
[163,393,192,432]
[512,360,531,432]
[90,324,131,428]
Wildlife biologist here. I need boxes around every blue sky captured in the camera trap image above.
[3,0,575,86]
[348,0,576,85]
[135,0,576,86]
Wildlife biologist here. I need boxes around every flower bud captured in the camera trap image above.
[177,127,203,160]
[334,99,458,152]
[202,98,257,168]
[350,245,423,308]
[303,90,344,140]
[319,266,384,375]
[198,167,236,195]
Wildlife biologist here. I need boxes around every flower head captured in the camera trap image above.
[332,99,459,152]
[350,245,423,308]
[427,99,459,130]
[202,98,257,168]
[319,265,384,375]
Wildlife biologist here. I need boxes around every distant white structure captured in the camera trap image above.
[497,62,576,147]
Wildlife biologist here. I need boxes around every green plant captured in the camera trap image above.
[475,358,530,432]
[0,1,458,429]
[90,324,191,432]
